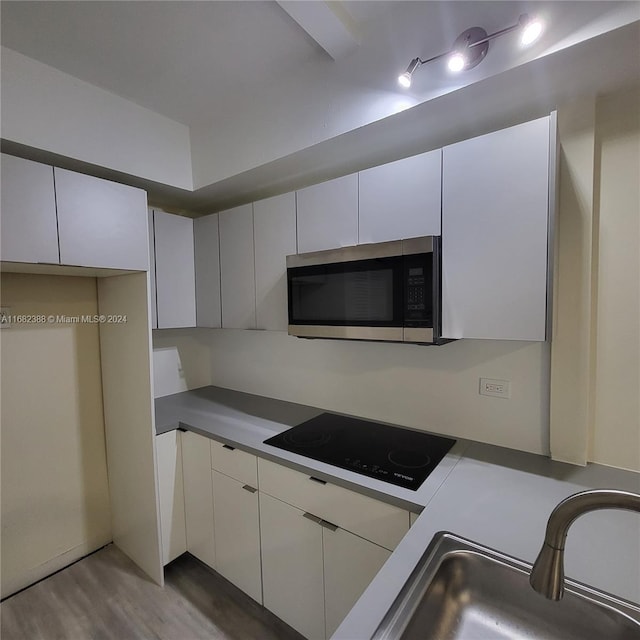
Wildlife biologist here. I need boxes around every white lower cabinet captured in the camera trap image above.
[260,493,326,640]
[155,431,187,566]
[212,470,262,604]
[258,458,404,639]
[323,526,391,638]
[172,434,407,636]
[181,431,215,568]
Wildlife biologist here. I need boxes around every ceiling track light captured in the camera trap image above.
[398,13,543,88]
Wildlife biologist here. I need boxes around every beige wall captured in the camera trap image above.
[152,329,212,398]
[0,274,111,597]
[550,85,640,472]
[207,330,551,456]
[590,87,640,470]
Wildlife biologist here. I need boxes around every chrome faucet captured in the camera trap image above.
[530,489,640,600]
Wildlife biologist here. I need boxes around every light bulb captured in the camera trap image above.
[448,52,466,73]
[521,18,543,45]
[398,58,420,89]
[398,72,412,88]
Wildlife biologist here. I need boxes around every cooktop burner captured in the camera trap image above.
[264,413,455,491]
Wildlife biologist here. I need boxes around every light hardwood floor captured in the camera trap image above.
[1,545,305,640]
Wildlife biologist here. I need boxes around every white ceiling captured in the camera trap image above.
[0,1,398,126]
[0,0,583,128]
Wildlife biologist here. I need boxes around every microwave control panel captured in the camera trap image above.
[404,253,433,325]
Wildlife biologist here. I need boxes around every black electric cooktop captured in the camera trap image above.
[264,413,456,491]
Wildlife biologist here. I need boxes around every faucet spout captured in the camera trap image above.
[529,489,640,600]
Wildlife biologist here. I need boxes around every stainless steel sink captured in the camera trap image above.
[373,532,640,640]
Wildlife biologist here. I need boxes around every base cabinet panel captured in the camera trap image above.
[323,527,391,638]
[156,432,187,566]
[181,431,215,568]
[212,470,262,603]
[260,493,325,640]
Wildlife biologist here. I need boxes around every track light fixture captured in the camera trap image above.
[398,14,544,88]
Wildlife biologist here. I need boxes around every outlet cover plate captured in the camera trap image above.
[480,378,511,399]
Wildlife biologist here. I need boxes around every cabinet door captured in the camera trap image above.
[323,526,391,638]
[194,214,222,328]
[297,174,358,253]
[156,431,187,566]
[359,150,442,243]
[212,470,262,603]
[181,431,215,569]
[253,193,297,330]
[219,204,256,329]
[442,117,550,340]
[1,154,59,264]
[260,493,325,640]
[258,458,409,551]
[153,210,197,329]
[148,210,158,329]
[55,168,149,270]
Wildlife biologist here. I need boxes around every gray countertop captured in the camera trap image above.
[154,385,469,513]
[155,385,640,639]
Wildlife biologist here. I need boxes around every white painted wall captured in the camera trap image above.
[206,330,550,456]
[590,87,640,471]
[152,330,212,398]
[0,47,193,190]
[0,274,112,598]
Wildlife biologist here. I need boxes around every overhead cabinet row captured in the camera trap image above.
[151,116,552,341]
[2,114,551,341]
[1,154,148,271]
[148,195,296,330]
[147,149,443,331]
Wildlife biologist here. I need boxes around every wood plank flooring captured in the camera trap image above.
[1,545,305,640]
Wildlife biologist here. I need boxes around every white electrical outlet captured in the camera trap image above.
[480,378,511,399]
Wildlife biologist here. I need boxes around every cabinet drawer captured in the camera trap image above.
[258,458,409,550]
[210,439,258,487]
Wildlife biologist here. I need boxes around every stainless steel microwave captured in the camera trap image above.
[286,236,448,345]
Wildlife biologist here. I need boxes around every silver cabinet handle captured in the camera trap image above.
[319,519,338,532]
[302,512,338,532]
[303,512,322,524]
[242,484,257,493]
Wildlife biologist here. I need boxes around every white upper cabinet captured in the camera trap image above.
[1,154,59,264]
[153,210,197,329]
[359,149,442,243]
[442,116,551,340]
[253,193,297,330]
[219,204,256,329]
[194,214,222,328]
[297,174,358,253]
[55,168,149,270]
[147,210,158,329]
